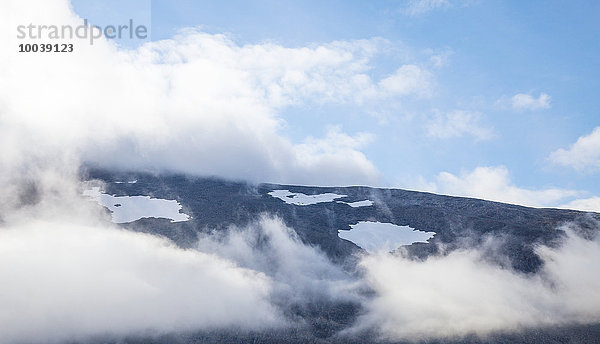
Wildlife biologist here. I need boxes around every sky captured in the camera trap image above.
[4,0,599,211]
[1,1,600,342]
[64,0,600,210]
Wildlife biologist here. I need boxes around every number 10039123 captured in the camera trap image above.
[18,43,74,53]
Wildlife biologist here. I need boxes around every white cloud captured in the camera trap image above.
[0,0,438,186]
[354,229,600,340]
[378,64,433,98]
[418,166,580,207]
[426,110,494,140]
[4,179,599,343]
[510,92,551,111]
[560,197,600,213]
[402,0,452,16]
[195,216,360,306]
[0,171,366,344]
[291,127,380,185]
[0,219,282,344]
[427,49,454,68]
[549,127,600,172]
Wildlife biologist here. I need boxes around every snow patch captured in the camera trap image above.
[338,221,435,253]
[268,189,347,205]
[83,187,190,223]
[338,200,374,207]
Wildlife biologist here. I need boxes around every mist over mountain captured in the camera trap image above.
[86,168,600,273]
[59,167,600,344]
[1,166,599,343]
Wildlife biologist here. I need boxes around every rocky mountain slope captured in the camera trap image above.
[81,168,600,343]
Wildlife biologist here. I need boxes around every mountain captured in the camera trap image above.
[85,168,599,272]
[81,168,600,344]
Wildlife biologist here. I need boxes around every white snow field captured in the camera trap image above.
[338,221,435,253]
[337,200,374,207]
[268,190,347,205]
[83,187,190,223]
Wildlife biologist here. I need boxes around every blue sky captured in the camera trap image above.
[70,0,600,208]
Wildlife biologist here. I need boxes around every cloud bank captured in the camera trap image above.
[3,180,599,344]
[560,197,600,213]
[0,219,281,344]
[195,216,362,308]
[416,166,580,208]
[1,0,438,187]
[550,126,600,172]
[355,228,600,340]
[409,165,600,213]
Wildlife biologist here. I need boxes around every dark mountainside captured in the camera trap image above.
[81,168,600,344]
[85,168,599,273]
